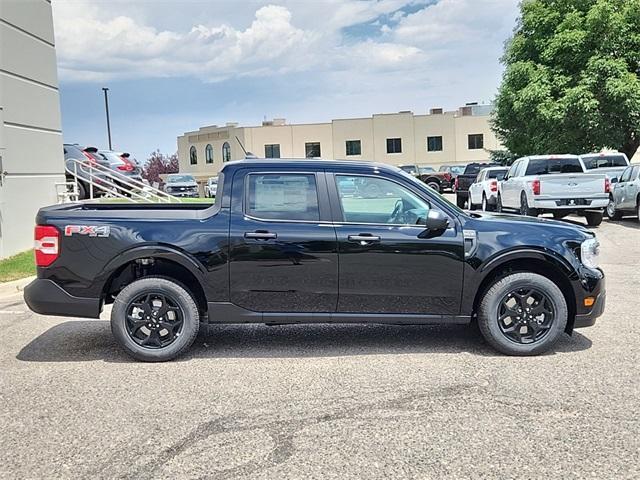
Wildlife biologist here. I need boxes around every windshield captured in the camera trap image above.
[450,166,466,175]
[208,178,218,184]
[399,165,416,173]
[418,166,435,173]
[167,175,196,183]
[525,158,583,175]
[581,154,628,170]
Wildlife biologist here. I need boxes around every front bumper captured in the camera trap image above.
[572,269,606,329]
[168,191,199,198]
[24,279,101,319]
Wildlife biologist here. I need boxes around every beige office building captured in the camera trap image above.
[0,0,65,258]
[177,104,500,186]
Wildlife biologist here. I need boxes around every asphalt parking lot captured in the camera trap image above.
[1,212,639,479]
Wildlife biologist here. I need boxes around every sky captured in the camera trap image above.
[52,0,520,161]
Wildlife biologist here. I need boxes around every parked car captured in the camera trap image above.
[398,164,435,176]
[468,167,509,211]
[25,159,604,361]
[497,155,609,226]
[97,150,143,196]
[454,162,500,207]
[63,144,112,200]
[163,174,199,198]
[579,152,630,183]
[438,164,467,184]
[606,163,640,221]
[204,177,219,198]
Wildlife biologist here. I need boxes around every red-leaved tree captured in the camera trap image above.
[142,150,179,186]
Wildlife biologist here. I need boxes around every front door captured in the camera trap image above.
[228,169,338,313]
[328,173,464,315]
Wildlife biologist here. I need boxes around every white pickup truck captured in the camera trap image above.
[497,155,609,226]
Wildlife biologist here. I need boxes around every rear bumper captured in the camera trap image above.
[24,279,101,319]
[531,197,608,210]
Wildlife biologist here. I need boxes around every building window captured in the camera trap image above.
[205,144,213,163]
[305,142,321,158]
[265,144,280,158]
[386,138,402,154]
[468,134,484,150]
[222,142,231,162]
[427,136,443,152]
[189,146,197,165]
[345,140,361,156]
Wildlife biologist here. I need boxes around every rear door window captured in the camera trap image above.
[246,173,320,221]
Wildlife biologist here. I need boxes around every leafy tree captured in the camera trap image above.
[142,150,178,185]
[493,0,640,160]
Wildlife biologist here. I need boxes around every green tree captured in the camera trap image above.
[493,0,640,160]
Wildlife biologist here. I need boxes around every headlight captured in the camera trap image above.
[580,238,600,269]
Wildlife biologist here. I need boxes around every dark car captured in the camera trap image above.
[163,174,199,198]
[454,162,500,208]
[25,159,604,361]
[97,150,144,196]
[63,144,112,199]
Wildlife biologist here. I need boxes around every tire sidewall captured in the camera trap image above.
[478,273,568,355]
[111,278,199,362]
[427,181,440,193]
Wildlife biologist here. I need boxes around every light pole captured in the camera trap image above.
[102,87,112,150]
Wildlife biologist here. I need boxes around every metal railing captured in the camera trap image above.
[66,158,179,203]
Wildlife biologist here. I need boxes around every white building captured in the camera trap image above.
[0,0,65,258]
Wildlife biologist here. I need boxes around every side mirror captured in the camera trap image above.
[610,177,618,184]
[418,210,449,238]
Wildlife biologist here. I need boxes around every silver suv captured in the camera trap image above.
[606,164,640,221]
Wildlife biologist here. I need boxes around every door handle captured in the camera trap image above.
[245,231,277,240]
[348,234,381,243]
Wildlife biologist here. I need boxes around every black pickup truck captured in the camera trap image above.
[454,162,500,208]
[25,159,605,361]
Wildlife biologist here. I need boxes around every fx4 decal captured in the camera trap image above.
[64,225,111,238]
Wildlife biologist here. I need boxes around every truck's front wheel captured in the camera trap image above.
[111,277,200,362]
[477,272,568,356]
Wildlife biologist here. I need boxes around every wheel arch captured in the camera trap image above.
[100,245,208,315]
[472,251,577,333]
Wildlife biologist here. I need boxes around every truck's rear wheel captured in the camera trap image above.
[478,272,567,356]
[520,192,538,217]
[456,194,466,209]
[111,277,200,362]
[584,211,603,227]
[427,181,441,193]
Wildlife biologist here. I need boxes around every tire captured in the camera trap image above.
[481,193,489,212]
[477,272,568,356]
[519,192,538,217]
[77,181,87,200]
[496,194,503,213]
[111,277,200,362]
[636,197,640,222]
[427,181,441,193]
[606,196,622,220]
[456,194,466,209]
[584,211,603,227]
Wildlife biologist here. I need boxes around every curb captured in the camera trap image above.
[0,275,35,298]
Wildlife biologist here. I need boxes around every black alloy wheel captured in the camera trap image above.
[497,287,554,345]
[125,292,184,349]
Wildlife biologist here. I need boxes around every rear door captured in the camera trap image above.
[501,159,523,207]
[327,171,464,315]
[228,169,338,313]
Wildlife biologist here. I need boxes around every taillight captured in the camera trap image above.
[34,225,60,267]
[490,180,498,192]
[531,179,541,195]
[454,177,459,190]
[604,177,611,194]
[117,163,134,172]
[82,150,97,165]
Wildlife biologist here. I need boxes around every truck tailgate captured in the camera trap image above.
[539,174,606,198]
